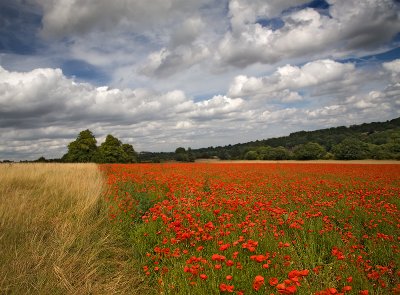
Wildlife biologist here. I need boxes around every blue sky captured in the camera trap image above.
[0,0,399,160]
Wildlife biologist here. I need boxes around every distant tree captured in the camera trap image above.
[122,143,138,163]
[257,146,291,160]
[293,142,326,160]
[244,150,258,160]
[218,150,231,160]
[271,146,291,160]
[256,146,272,159]
[175,147,189,162]
[187,148,196,162]
[35,156,47,163]
[63,129,98,162]
[175,147,186,154]
[386,138,400,155]
[323,152,334,160]
[370,145,392,160]
[97,135,127,163]
[332,138,370,160]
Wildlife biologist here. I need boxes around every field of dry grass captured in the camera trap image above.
[0,163,153,295]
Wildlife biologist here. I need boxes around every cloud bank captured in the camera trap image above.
[0,0,399,160]
[1,58,399,160]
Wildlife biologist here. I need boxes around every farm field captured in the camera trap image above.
[102,163,400,295]
[0,164,151,295]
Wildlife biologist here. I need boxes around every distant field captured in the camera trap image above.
[0,164,151,295]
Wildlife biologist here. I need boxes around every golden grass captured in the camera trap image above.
[0,163,153,295]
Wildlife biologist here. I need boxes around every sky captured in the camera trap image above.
[0,0,400,161]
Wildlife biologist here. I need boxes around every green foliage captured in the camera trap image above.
[293,142,326,160]
[63,129,98,162]
[175,147,195,162]
[244,150,258,160]
[97,135,134,163]
[63,130,137,163]
[332,138,370,160]
[85,117,400,162]
[257,146,291,160]
[175,147,186,154]
[122,143,138,163]
[187,148,195,162]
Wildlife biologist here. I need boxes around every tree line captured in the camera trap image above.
[5,117,399,163]
[141,117,400,162]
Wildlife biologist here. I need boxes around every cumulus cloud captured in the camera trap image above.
[383,59,400,73]
[2,0,400,161]
[24,0,400,86]
[0,66,249,159]
[218,0,400,68]
[383,58,400,83]
[170,17,205,48]
[34,0,213,38]
[139,45,210,78]
[228,59,357,100]
[1,56,399,161]
[228,0,310,32]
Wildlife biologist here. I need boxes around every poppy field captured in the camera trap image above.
[101,163,400,295]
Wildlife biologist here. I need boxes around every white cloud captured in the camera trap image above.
[218,0,400,68]
[228,59,357,100]
[170,17,205,48]
[1,56,398,160]
[383,58,400,83]
[2,1,400,160]
[189,95,245,120]
[383,59,400,73]
[228,0,310,32]
[0,66,250,159]
[139,44,210,78]
[34,0,213,38]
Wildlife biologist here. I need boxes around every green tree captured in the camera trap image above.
[175,147,186,154]
[244,150,258,160]
[122,143,138,163]
[63,129,98,162]
[187,148,196,162]
[97,135,128,163]
[332,138,370,160]
[175,147,189,162]
[257,146,290,160]
[293,142,326,160]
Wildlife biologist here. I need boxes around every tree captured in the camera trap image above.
[175,147,189,162]
[187,148,196,162]
[35,156,47,163]
[293,142,326,160]
[257,146,290,160]
[175,147,186,154]
[63,129,98,162]
[332,138,370,160]
[271,146,291,160]
[97,135,127,163]
[122,143,138,163]
[244,150,258,160]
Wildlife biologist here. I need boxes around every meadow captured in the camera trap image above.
[102,163,400,295]
[0,164,151,295]
[1,162,399,294]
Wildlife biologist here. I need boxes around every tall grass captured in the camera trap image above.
[0,163,152,295]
